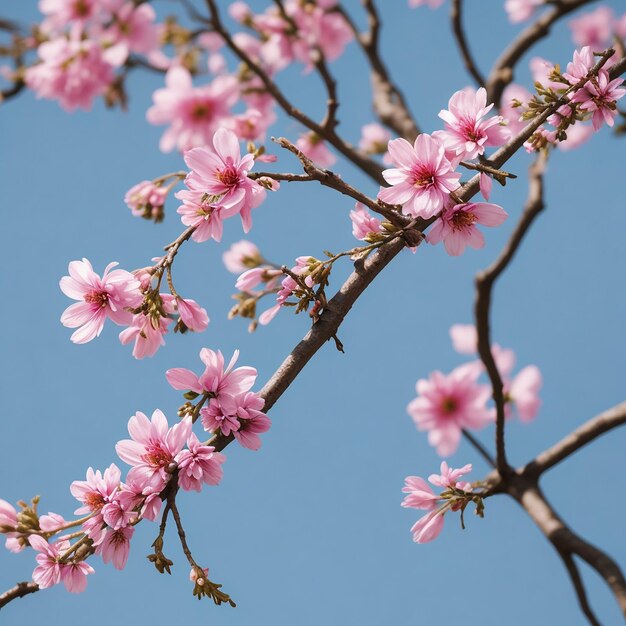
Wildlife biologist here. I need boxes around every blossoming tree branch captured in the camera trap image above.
[1,0,625,623]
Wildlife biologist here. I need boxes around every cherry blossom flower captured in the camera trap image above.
[25,32,114,112]
[428,462,472,489]
[60,559,95,593]
[504,0,542,24]
[60,258,142,344]
[98,526,134,570]
[438,87,507,160]
[176,298,209,332]
[410,509,445,543]
[147,68,239,152]
[223,240,262,273]
[201,398,241,436]
[349,203,382,241]
[401,477,439,510]
[570,70,626,131]
[296,132,336,168]
[0,499,23,553]
[500,83,532,137]
[176,128,266,241]
[358,123,392,155]
[408,365,492,456]
[103,2,159,66]
[70,464,121,516]
[569,6,614,48]
[39,0,102,32]
[427,201,508,256]
[563,46,595,84]
[175,433,226,492]
[29,535,62,589]
[116,410,192,491]
[166,348,257,399]
[449,324,478,355]
[378,134,460,219]
[124,180,168,220]
[119,313,170,359]
[507,365,542,422]
[230,392,271,450]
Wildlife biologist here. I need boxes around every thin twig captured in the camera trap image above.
[559,551,602,626]
[0,582,39,610]
[450,0,486,88]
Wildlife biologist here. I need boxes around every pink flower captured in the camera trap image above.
[166,348,257,399]
[116,410,192,491]
[201,398,242,436]
[569,6,614,48]
[176,128,266,241]
[349,203,382,241]
[563,46,595,84]
[428,462,472,488]
[358,123,392,154]
[500,84,532,137]
[60,258,142,344]
[410,509,445,543]
[29,535,62,589]
[98,526,134,570]
[449,324,478,354]
[507,365,542,422]
[231,392,270,450]
[409,0,445,8]
[296,132,336,168]
[223,240,262,273]
[176,298,209,332]
[378,134,460,219]
[25,33,114,112]
[427,201,508,256]
[401,476,439,510]
[530,56,564,91]
[175,433,226,492]
[0,499,22,553]
[147,67,239,152]
[39,0,101,30]
[570,70,626,131]
[119,313,170,359]
[438,87,507,160]
[70,464,121,516]
[408,365,492,457]
[104,2,159,64]
[227,107,276,142]
[60,560,95,593]
[124,180,168,220]
[504,0,542,23]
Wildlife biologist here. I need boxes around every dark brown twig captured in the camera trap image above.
[450,0,486,88]
[0,582,39,610]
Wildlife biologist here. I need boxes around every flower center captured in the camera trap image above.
[143,443,173,469]
[450,209,477,231]
[441,397,458,415]
[411,166,435,188]
[84,290,109,307]
[73,0,90,17]
[84,491,106,511]
[216,165,240,188]
[191,102,213,121]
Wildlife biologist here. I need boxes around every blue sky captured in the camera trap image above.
[1,1,625,624]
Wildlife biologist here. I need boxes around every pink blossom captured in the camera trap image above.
[563,46,595,84]
[70,464,121,516]
[449,324,477,354]
[569,6,614,48]
[428,462,472,489]
[25,33,114,112]
[98,526,134,570]
[231,392,271,450]
[166,348,257,399]
[101,495,137,530]
[175,433,226,492]
[116,410,192,491]
[104,2,159,64]
[530,57,563,91]
[0,499,22,553]
[176,298,209,332]
[29,535,62,589]
[500,84,532,137]
[39,0,102,32]
[350,203,382,241]
[116,480,162,522]
[401,477,438,510]
[378,134,460,219]
[201,398,241,436]
[570,70,626,131]
[223,240,262,273]
[124,180,168,219]
[504,0,542,23]
[227,107,276,142]
[358,123,391,154]
[147,67,239,152]
[296,132,336,168]
[438,87,507,160]
[427,201,508,256]
[507,365,542,422]
[60,258,142,344]
[408,365,492,457]
[60,560,95,593]
[236,267,270,292]
[410,509,445,543]
[408,0,445,8]
[176,128,266,240]
[119,313,170,359]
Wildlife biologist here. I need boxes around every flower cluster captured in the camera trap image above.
[401,462,484,543]
[0,346,266,593]
[408,324,542,457]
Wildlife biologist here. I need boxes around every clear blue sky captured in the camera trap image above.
[1,1,625,624]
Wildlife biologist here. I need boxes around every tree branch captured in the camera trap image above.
[204,0,385,184]
[523,400,626,477]
[0,582,39,610]
[486,0,599,105]
[474,151,548,476]
[559,551,602,626]
[450,0,486,88]
[336,0,420,141]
